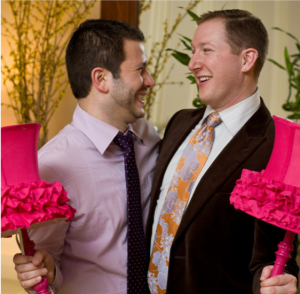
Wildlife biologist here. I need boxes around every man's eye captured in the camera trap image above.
[204,48,211,52]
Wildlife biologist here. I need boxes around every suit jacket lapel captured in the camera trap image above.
[174,99,272,242]
[146,108,205,244]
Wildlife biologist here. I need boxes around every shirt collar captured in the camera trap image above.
[202,88,261,136]
[71,104,144,155]
[127,124,144,144]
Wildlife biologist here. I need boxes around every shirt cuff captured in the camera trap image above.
[49,262,62,293]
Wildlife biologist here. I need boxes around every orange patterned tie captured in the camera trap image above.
[147,112,222,294]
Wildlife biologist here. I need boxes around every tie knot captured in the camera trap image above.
[206,112,222,128]
[113,131,134,151]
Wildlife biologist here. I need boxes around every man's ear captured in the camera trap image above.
[91,67,109,93]
[241,48,259,73]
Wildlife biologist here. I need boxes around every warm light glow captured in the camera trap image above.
[1,88,17,127]
[1,2,101,289]
[1,2,16,127]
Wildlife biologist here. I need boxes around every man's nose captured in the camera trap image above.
[144,71,154,88]
[188,53,203,72]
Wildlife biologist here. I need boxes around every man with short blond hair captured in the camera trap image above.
[146,9,298,294]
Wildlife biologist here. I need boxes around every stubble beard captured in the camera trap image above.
[111,78,145,120]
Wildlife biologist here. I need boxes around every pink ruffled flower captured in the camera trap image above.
[230,169,300,234]
[1,180,76,234]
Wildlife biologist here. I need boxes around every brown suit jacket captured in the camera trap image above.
[145,99,298,294]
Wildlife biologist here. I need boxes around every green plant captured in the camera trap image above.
[166,8,205,109]
[1,0,97,147]
[139,1,202,119]
[268,27,300,121]
[139,0,152,15]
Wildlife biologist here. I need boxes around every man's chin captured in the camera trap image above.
[134,108,146,119]
[136,112,145,120]
[127,109,145,124]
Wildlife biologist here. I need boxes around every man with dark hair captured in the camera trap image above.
[146,9,298,294]
[13,19,160,294]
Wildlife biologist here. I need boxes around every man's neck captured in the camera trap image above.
[213,85,258,113]
[78,97,130,132]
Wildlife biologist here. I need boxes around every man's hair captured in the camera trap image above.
[197,9,269,79]
[65,19,144,99]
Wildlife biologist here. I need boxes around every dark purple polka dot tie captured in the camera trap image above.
[114,131,149,294]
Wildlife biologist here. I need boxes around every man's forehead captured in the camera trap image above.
[123,39,144,50]
[191,20,226,47]
[123,40,145,54]
[122,42,147,66]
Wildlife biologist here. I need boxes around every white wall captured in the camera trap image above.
[140,0,300,131]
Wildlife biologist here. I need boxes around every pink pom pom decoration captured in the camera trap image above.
[230,116,300,277]
[230,169,300,234]
[1,180,76,234]
[1,123,77,294]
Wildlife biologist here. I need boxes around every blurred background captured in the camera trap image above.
[2,0,300,293]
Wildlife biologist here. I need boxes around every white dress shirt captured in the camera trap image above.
[150,90,261,253]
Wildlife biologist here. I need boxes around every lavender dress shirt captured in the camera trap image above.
[28,105,160,294]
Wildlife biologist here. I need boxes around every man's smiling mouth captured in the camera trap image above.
[200,76,212,82]
[135,94,145,100]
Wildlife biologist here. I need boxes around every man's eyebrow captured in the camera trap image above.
[136,61,147,68]
[191,42,214,48]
